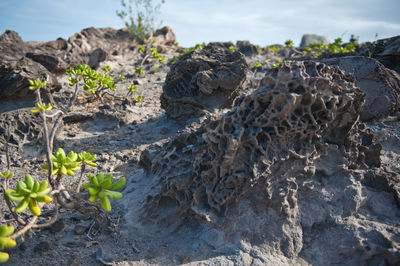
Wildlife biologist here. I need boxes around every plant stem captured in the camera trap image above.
[9,216,38,240]
[76,164,86,193]
[48,74,80,152]
[36,90,54,185]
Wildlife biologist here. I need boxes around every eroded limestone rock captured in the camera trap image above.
[160,43,248,123]
[141,61,399,264]
[320,56,400,121]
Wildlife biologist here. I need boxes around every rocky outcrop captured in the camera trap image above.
[150,26,176,46]
[300,33,330,48]
[142,61,399,264]
[160,43,248,123]
[0,57,58,99]
[236,40,259,56]
[320,56,400,121]
[0,26,176,101]
[0,30,23,43]
[370,35,400,74]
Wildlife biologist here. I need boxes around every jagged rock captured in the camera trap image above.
[320,56,400,120]
[0,29,23,43]
[300,33,330,48]
[370,35,400,74]
[25,52,60,72]
[236,40,258,56]
[151,26,176,46]
[88,48,107,69]
[160,43,248,123]
[0,57,58,98]
[141,61,399,264]
[0,108,63,158]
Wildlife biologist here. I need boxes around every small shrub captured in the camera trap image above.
[116,0,165,42]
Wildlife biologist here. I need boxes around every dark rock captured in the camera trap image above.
[26,52,60,72]
[0,57,57,98]
[300,33,330,48]
[33,241,51,254]
[88,48,107,69]
[320,56,400,120]
[50,218,65,233]
[160,43,248,123]
[371,35,400,74]
[236,40,258,56]
[74,224,88,235]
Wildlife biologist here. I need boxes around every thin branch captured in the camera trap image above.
[48,74,80,152]
[9,216,38,240]
[6,123,10,170]
[76,164,86,193]
[140,54,150,68]
[36,89,54,186]
[32,205,59,229]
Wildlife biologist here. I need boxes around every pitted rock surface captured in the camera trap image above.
[160,43,248,123]
[320,56,400,121]
[141,61,399,264]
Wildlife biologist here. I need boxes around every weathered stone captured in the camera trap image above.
[160,43,248,123]
[88,48,107,69]
[0,57,57,98]
[140,61,399,264]
[300,33,330,48]
[151,26,176,46]
[236,40,258,56]
[0,29,23,43]
[320,56,400,120]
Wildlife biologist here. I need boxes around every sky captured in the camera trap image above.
[0,0,399,47]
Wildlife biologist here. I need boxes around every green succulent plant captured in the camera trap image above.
[0,224,16,263]
[135,67,145,76]
[138,45,145,53]
[285,39,294,48]
[119,74,126,82]
[77,151,97,167]
[41,148,80,176]
[228,46,236,52]
[150,48,165,63]
[253,62,262,68]
[30,102,52,114]
[101,65,112,73]
[66,64,116,96]
[83,174,126,211]
[6,175,52,216]
[28,79,47,91]
[0,170,14,179]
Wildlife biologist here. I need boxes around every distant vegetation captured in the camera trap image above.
[116,0,165,42]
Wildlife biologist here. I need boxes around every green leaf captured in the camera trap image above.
[32,180,40,193]
[0,224,14,237]
[107,190,123,200]
[109,177,126,190]
[100,196,111,211]
[25,175,34,189]
[0,252,10,263]
[15,199,29,213]
[56,148,66,161]
[0,237,16,249]
[39,180,49,192]
[100,174,113,189]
